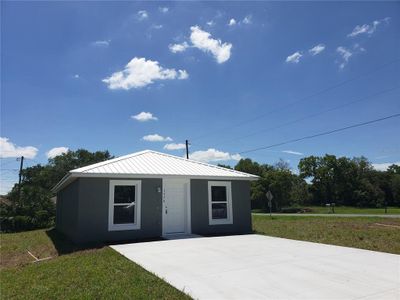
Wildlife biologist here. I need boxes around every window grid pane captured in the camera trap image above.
[114,186,136,204]
[211,186,227,202]
[113,205,135,224]
[212,203,228,219]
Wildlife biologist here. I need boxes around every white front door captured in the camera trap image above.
[163,179,189,235]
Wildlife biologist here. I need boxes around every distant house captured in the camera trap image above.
[52,150,258,243]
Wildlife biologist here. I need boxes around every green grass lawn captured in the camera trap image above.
[253,206,400,214]
[253,215,400,254]
[2,217,400,298]
[0,229,190,299]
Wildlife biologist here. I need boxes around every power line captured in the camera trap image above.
[191,86,399,150]
[0,161,18,168]
[191,58,400,141]
[217,86,400,145]
[238,113,400,155]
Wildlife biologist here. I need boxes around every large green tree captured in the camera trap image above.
[1,149,112,231]
[298,154,392,207]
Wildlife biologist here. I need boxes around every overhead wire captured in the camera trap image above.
[238,113,400,155]
[190,58,400,142]
[217,85,400,145]
[190,85,400,151]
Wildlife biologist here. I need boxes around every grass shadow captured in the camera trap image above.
[45,228,104,256]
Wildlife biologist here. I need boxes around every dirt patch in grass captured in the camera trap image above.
[253,215,400,254]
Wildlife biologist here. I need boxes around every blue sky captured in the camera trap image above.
[1,1,399,194]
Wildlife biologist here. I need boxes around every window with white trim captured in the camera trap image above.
[208,181,233,225]
[108,180,141,231]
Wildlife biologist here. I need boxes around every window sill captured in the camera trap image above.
[209,219,233,226]
[108,224,141,231]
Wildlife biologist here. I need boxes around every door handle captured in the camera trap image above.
[165,208,168,214]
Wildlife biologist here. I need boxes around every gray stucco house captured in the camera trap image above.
[52,150,258,243]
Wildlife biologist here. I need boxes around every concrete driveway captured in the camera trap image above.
[111,234,400,300]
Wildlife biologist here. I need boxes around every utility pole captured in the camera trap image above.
[17,156,24,205]
[185,140,189,159]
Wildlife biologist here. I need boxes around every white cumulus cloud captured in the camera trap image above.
[242,15,252,24]
[336,46,353,69]
[309,44,326,56]
[228,18,237,26]
[206,20,215,27]
[159,7,169,13]
[282,150,303,156]
[286,51,302,63]
[372,162,400,171]
[169,42,190,53]
[102,57,188,90]
[46,147,69,159]
[190,148,241,163]
[347,17,390,38]
[0,137,38,159]
[348,24,371,37]
[92,40,111,47]
[189,26,232,63]
[353,43,366,52]
[131,112,158,122]
[169,26,232,64]
[164,143,186,150]
[142,134,172,142]
[137,10,148,21]
[178,70,189,79]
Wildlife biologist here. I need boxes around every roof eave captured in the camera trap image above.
[52,171,259,193]
[68,172,259,181]
[51,173,77,193]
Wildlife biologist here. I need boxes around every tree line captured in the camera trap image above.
[1,149,399,232]
[232,155,400,211]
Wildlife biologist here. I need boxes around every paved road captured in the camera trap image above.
[253,213,400,218]
[112,234,400,300]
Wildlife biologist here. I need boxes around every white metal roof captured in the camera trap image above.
[53,150,258,192]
